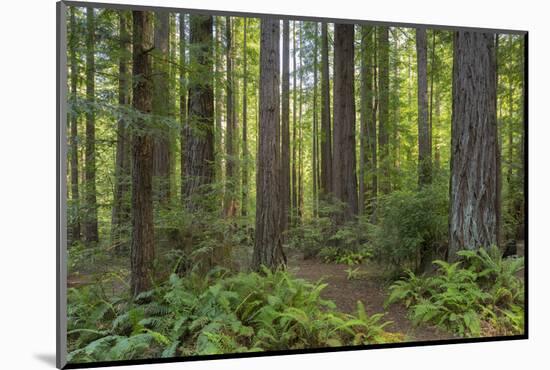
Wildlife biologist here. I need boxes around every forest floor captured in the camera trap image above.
[287,254,455,342]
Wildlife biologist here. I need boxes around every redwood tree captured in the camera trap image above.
[130,10,155,296]
[448,31,498,261]
[182,15,215,212]
[252,18,286,269]
[332,23,358,221]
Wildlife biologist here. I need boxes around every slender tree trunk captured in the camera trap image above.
[332,23,358,222]
[182,15,215,212]
[131,10,155,296]
[448,31,498,261]
[495,34,502,247]
[320,23,332,197]
[369,29,378,211]
[241,18,249,217]
[417,28,431,187]
[112,11,132,251]
[84,7,99,244]
[179,13,188,200]
[312,23,319,216]
[69,7,80,244]
[291,21,298,224]
[224,16,238,217]
[214,17,224,185]
[252,18,286,269]
[298,22,304,221]
[281,20,291,234]
[152,11,172,204]
[428,30,436,172]
[378,26,390,194]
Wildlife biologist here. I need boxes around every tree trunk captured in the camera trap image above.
[241,18,249,217]
[297,22,304,221]
[378,26,390,195]
[111,11,132,252]
[291,21,298,224]
[417,27,432,187]
[69,7,80,244]
[131,10,155,296]
[448,31,498,261]
[320,23,332,197]
[214,17,224,185]
[252,18,286,270]
[224,16,238,217]
[281,20,291,234]
[312,23,319,216]
[84,7,99,244]
[179,13,188,200]
[152,11,172,204]
[182,15,215,212]
[332,23,358,221]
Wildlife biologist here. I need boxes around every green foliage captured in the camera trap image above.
[67,269,400,363]
[386,247,525,337]
[369,183,448,268]
[319,246,373,266]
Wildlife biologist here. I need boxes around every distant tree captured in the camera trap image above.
[179,13,187,200]
[242,18,249,217]
[182,15,215,212]
[130,10,155,296]
[332,23,358,221]
[83,7,99,243]
[320,23,332,196]
[224,16,238,217]
[448,31,498,261]
[377,26,390,195]
[416,27,432,187]
[281,20,291,233]
[252,18,286,269]
[69,7,80,244]
[111,11,132,251]
[152,11,172,204]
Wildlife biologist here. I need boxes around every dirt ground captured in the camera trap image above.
[288,255,455,342]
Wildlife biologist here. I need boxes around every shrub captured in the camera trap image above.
[370,183,448,269]
[385,247,525,337]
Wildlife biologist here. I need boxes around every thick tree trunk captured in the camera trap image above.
[448,31,498,261]
[242,18,249,217]
[281,20,291,234]
[224,16,238,217]
[252,18,286,270]
[84,7,99,244]
[378,27,390,195]
[69,7,80,244]
[332,23,358,221]
[152,11,172,204]
[111,11,132,252]
[182,15,215,212]
[320,23,332,197]
[417,28,432,187]
[131,10,155,296]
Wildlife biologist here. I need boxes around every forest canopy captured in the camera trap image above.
[64,6,526,365]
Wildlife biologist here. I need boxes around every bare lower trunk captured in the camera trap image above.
[448,31,498,261]
[252,18,286,270]
[378,27,390,195]
[131,10,155,296]
[281,20,291,235]
[69,7,80,244]
[332,23,358,222]
[417,27,432,187]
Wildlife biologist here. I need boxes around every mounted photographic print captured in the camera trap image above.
[56,0,528,368]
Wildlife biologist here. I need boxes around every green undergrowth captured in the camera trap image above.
[385,246,524,337]
[67,268,403,363]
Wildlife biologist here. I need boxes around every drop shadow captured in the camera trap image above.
[34,353,57,367]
